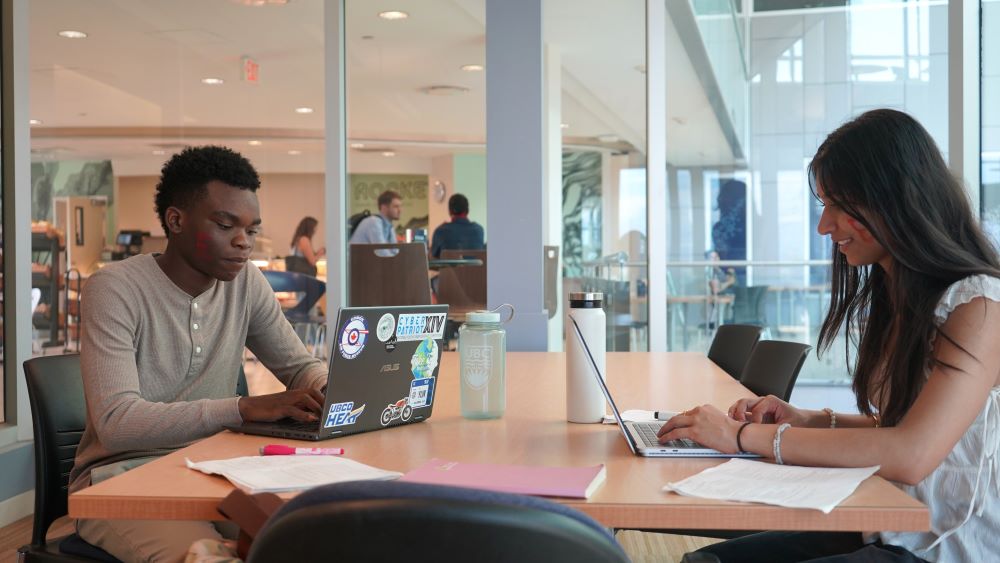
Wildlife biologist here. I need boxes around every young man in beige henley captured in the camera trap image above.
[70,146,327,563]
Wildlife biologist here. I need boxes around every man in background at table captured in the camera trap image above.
[430,193,485,259]
[70,145,328,563]
[349,189,402,244]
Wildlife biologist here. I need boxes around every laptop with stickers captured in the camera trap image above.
[226,304,448,441]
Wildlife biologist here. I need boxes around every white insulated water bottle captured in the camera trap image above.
[566,292,607,423]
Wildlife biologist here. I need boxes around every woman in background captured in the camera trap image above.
[287,216,325,276]
[661,109,1000,562]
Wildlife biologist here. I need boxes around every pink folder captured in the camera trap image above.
[399,458,607,499]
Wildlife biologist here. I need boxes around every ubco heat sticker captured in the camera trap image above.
[338,315,369,359]
[324,401,366,428]
[395,313,447,341]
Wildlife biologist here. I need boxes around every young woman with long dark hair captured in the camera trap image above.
[287,216,325,275]
[658,109,1000,562]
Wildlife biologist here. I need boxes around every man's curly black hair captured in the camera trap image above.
[154,145,261,236]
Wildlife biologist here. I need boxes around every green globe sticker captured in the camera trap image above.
[376,313,396,342]
[410,337,439,379]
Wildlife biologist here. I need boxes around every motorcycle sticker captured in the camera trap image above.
[380,397,414,426]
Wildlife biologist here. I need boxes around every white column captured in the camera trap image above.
[324,0,347,331]
[2,0,34,439]
[646,0,668,352]
[948,0,981,211]
[486,0,547,351]
[544,44,564,352]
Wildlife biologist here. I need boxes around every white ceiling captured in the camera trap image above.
[29,0,736,175]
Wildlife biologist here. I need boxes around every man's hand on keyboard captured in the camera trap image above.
[237,388,325,423]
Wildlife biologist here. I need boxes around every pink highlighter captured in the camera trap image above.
[260,444,345,456]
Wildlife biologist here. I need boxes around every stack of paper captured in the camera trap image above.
[663,458,879,513]
[401,458,607,499]
[186,456,402,494]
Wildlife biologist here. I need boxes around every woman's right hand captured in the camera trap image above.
[728,395,811,427]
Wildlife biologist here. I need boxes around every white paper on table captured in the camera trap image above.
[663,458,879,514]
[186,455,402,495]
[602,409,675,425]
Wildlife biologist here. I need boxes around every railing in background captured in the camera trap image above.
[572,257,851,384]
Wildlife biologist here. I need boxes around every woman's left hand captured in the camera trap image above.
[656,404,742,453]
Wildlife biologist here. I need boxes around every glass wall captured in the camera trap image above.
[663,1,949,387]
[547,0,648,352]
[29,0,325,366]
[982,0,1000,239]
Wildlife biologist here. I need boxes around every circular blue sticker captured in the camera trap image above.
[339,315,369,359]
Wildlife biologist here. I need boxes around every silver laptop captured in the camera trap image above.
[569,315,758,458]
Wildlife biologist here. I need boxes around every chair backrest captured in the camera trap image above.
[729,285,769,325]
[707,324,764,380]
[349,243,432,306]
[260,269,326,317]
[436,249,487,317]
[248,481,628,563]
[739,340,812,401]
[23,354,86,546]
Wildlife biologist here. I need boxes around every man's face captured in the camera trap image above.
[169,180,261,282]
[381,197,403,221]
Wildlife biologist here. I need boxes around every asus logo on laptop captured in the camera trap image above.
[379,363,401,373]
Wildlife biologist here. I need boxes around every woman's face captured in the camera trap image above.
[816,185,891,270]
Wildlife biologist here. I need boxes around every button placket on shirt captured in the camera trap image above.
[189,299,205,375]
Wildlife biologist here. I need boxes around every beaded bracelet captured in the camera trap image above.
[823,407,837,428]
[772,423,791,465]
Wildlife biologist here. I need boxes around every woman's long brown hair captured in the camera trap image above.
[811,109,1000,426]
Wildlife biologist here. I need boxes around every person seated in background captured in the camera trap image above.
[430,193,485,258]
[70,145,327,563]
[287,216,324,275]
[660,109,1000,562]
[349,189,402,244]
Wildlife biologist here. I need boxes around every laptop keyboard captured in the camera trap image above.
[272,418,320,432]
[633,422,698,449]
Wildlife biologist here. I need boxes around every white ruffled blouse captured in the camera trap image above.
[878,274,1000,562]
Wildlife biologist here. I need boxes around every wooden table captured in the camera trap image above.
[69,353,928,531]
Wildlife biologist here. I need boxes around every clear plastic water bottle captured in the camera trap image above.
[566,292,607,423]
[459,310,507,419]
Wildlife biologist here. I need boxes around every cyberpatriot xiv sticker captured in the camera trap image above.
[376,313,396,342]
[338,315,369,359]
[410,338,439,379]
[395,313,447,342]
[324,401,366,428]
[380,397,413,426]
[409,377,436,408]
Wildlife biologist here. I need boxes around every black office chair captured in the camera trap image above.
[707,324,764,380]
[18,354,120,563]
[727,285,769,326]
[739,340,812,402]
[246,480,629,563]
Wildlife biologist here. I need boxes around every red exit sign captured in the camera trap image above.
[242,56,259,83]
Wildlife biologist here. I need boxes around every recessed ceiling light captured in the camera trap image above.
[248,140,263,146]
[596,134,621,143]
[350,143,366,149]
[57,30,88,39]
[382,151,396,157]
[287,149,302,155]
[29,119,43,126]
[460,64,484,72]
[201,77,224,85]
[560,123,569,129]
[152,149,166,155]
[378,10,409,20]
[294,107,314,114]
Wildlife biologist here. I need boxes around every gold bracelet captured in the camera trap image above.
[871,413,880,428]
